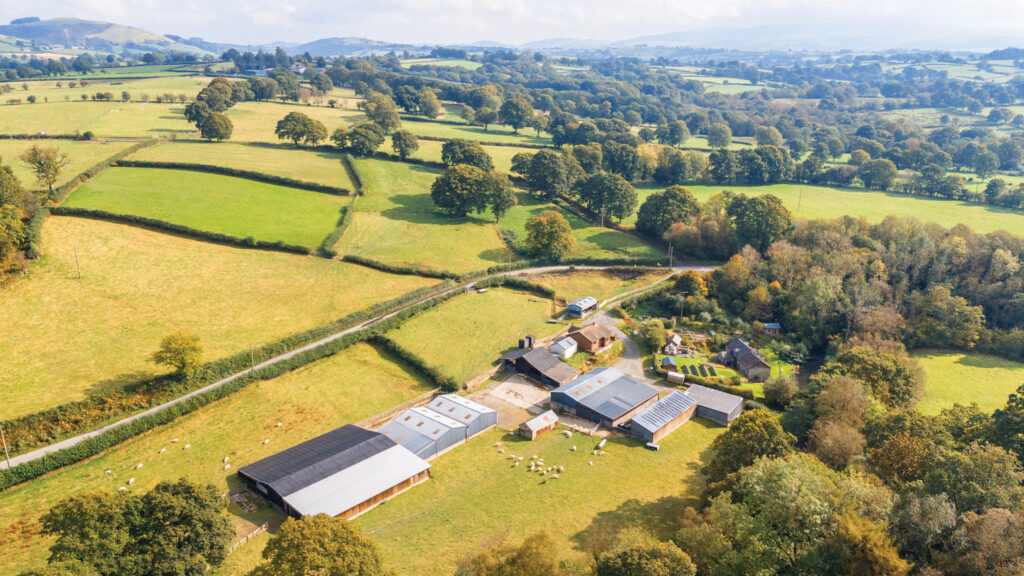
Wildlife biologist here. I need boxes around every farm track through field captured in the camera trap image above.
[1,263,714,471]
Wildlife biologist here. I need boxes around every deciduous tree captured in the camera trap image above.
[249,515,385,576]
[524,210,575,260]
[151,332,202,375]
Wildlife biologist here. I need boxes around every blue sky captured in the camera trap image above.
[0,0,1020,46]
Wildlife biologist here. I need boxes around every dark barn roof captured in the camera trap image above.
[683,384,744,415]
[554,367,658,422]
[238,424,393,498]
[521,348,579,383]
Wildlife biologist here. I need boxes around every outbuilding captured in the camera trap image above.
[423,394,497,440]
[551,367,659,428]
[237,424,430,520]
[683,384,744,426]
[379,406,468,460]
[549,337,578,359]
[630,391,698,443]
[764,322,782,336]
[661,356,678,371]
[567,296,599,317]
[500,346,580,387]
[568,322,617,353]
[519,410,559,440]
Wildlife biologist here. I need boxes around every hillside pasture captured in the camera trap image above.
[221,101,365,143]
[0,139,136,190]
[0,343,435,575]
[401,57,481,70]
[0,216,436,419]
[338,158,509,274]
[398,137,537,172]
[526,269,670,302]
[63,167,346,247]
[0,100,194,137]
[359,423,722,574]
[913,350,1024,415]
[386,288,563,384]
[10,75,209,105]
[402,119,549,146]
[128,141,356,190]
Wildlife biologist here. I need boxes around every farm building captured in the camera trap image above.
[661,357,678,371]
[667,371,687,385]
[630,391,698,443]
[715,336,771,382]
[764,322,782,336]
[520,410,559,440]
[568,322,617,353]
[551,367,659,428]
[501,344,580,387]
[549,337,578,359]
[683,384,745,426]
[567,296,598,317]
[237,424,430,520]
[423,394,497,439]
[379,406,468,460]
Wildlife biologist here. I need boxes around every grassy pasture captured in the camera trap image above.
[0,343,435,574]
[630,183,1024,233]
[63,167,345,247]
[402,119,549,146]
[0,100,194,137]
[222,101,365,143]
[359,423,722,574]
[7,76,209,105]
[526,269,669,302]
[399,138,536,172]
[501,192,664,262]
[401,57,482,70]
[913,350,1024,415]
[339,158,509,274]
[387,288,564,384]
[128,141,356,190]
[0,139,136,190]
[0,216,436,419]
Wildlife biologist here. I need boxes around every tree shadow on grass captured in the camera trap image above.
[570,495,700,557]
[83,370,157,399]
[380,193,492,226]
[479,247,513,264]
[585,229,642,253]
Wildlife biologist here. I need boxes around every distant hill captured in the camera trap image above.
[0,17,211,54]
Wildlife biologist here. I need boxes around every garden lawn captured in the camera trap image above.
[129,141,356,190]
[0,216,436,419]
[0,139,136,191]
[526,269,669,302]
[386,288,564,384]
[338,158,508,274]
[0,100,194,137]
[358,423,722,575]
[0,343,435,575]
[222,101,365,143]
[913,350,1024,415]
[630,183,1024,233]
[502,192,664,262]
[63,167,346,247]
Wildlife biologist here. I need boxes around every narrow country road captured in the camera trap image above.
[2,263,713,470]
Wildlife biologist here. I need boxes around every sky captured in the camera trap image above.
[2,0,1024,47]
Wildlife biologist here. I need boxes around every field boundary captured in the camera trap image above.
[51,139,159,203]
[113,160,353,196]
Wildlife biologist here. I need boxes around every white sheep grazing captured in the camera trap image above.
[532,454,537,459]
[276,422,282,427]
[184,444,191,450]
[223,457,230,463]
[263,439,270,445]
[135,463,143,470]
[540,470,546,476]
[498,448,505,454]
[127,478,135,485]
[552,474,559,479]
[495,442,502,447]
[593,450,598,455]
[571,445,577,451]
[517,456,524,461]
[104,469,112,474]
[514,461,519,467]
[589,461,594,466]
[224,464,231,471]
[600,451,606,456]
[158,448,166,454]
[118,487,126,491]
[558,466,565,472]
[171,438,179,443]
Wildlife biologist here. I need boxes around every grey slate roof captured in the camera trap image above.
[522,347,579,383]
[522,410,558,432]
[683,384,744,415]
[237,424,394,498]
[631,391,697,435]
[555,367,658,421]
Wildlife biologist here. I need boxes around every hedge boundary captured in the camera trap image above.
[112,160,353,196]
[472,274,556,298]
[341,254,461,280]
[50,207,313,255]
[51,139,158,203]
[414,134,550,149]
[371,336,459,392]
[23,206,48,259]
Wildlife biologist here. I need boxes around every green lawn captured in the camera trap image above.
[129,141,356,190]
[913,350,1024,415]
[0,100,194,137]
[395,138,537,172]
[338,158,509,274]
[0,139,136,191]
[359,423,722,574]
[63,167,346,247]
[502,192,664,262]
[387,288,564,384]
[0,343,435,575]
[631,183,1024,233]
[0,217,436,419]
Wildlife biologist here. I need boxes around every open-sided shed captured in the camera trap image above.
[568,296,598,317]
[551,367,659,427]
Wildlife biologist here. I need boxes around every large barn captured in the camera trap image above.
[423,394,498,439]
[378,406,468,460]
[683,384,745,426]
[629,390,698,443]
[237,424,430,520]
[551,367,659,427]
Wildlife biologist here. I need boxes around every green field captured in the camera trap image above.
[401,57,482,70]
[63,167,346,247]
[527,269,669,302]
[913,350,1024,415]
[11,76,209,105]
[630,183,1024,233]
[400,138,537,172]
[222,101,365,143]
[0,343,435,575]
[359,423,722,574]
[0,100,194,137]
[0,217,436,419]
[129,141,356,190]
[0,139,136,190]
[387,288,563,384]
[502,192,664,262]
[403,120,549,146]
[338,158,509,274]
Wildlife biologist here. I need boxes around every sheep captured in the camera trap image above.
[498,448,505,454]
[589,461,594,466]
[540,470,546,476]
[104,469,112,474]
[223,457,230,463]
[118,487,127,491]
[558,466,565,472]
[600,451,606,456]
[171,438,179,443]
[127,478,135,485]
[494,442,502,447]
[158,448,166,454]
[571,445,577,451]
[184,444,191,450]
[135,463,143,470]
[224,464,231,471]
[276,422,282,427]
[552,474,559,479]
[263,439,270,445]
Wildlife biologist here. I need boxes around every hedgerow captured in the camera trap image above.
[113,160,352,196]
[50,139,158,203]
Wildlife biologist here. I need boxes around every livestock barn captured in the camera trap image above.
[629,391,698,443]
[424,394,498,439]
[551,367,659,427]
[237,424,430,520]
[683,384,745,426]
[500,346,580,387]
[379,406,468,460]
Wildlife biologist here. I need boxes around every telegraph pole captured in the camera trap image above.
[73,245,81,279]
[1,425,11,469]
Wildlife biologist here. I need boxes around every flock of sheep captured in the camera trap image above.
[495,429,608,483]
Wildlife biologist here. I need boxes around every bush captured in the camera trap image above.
[340,254,460,279]
[763,376,799,409]
[113,160,352,196]
[23,206,47,259]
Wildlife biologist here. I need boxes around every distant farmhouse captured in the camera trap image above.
[551,367,659,427]
[237,425,431,520]
[715,336,771,382]
[567,322,617,353]
[567,296,598,317]
[501,335,580,387]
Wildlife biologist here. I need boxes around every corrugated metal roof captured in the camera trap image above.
[522,410,559,432]
[522,348,579,383]
[764,322,782,330]
[569,296,598,310]
[631,391,697,434]
[427,394,496,424]
[283,444,430,517]
[237,425,393,498]
[550,337,578,355]
[555,368,658,421]
[683,384,744,414]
